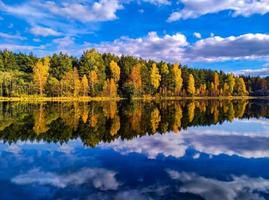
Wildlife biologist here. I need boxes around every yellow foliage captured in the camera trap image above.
[81,75,89,96]
[150,63,161,89]
[188,102,195,123]
[110,115,120,136]
[130,63,142,91]
[172,64,183,95]
[187,74,195,95]
[109,60,121,82]
[33,57,50,95]
[90,115,98,128]
[172,104,182,133]
[150,108,161,133]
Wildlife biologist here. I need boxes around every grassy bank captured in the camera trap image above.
[0,95,267,102]
[0,96,123,102]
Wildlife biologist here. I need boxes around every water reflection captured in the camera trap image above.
[0,100,268,145]
[0,100,269,199]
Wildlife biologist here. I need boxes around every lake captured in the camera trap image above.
[0,99,269,200]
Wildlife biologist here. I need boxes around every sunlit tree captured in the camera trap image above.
[150,63,161,90]
[33,57,50,95]
[172,64,183,95]
[187,74,195,95]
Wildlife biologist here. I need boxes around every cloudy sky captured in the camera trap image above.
[0,0,269,75]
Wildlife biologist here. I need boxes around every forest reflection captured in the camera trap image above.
[0,100,268,147]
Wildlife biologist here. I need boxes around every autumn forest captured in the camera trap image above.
[0,49,268,98]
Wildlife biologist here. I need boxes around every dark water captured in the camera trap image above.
[0,100,269,200]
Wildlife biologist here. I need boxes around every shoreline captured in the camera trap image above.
[0,96,267,102]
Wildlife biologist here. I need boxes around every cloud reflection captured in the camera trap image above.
[100,118,269,159]
[167,169,269,200]
[12,167,120,190]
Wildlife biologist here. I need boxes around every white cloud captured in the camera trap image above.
[0,44,35,51]
[0,32,25,40]
[91,31,188,62]
[30,26,61,37]
[185,33,269,61]
[0,0,123,23]
[142,0,171,5]
[42,0,123,22]
[12,167,119,190]
[193,32,202,39]
[167,0,269,21]
[235,67,269,76]
[53,36,75,48]
[167,170,269,200]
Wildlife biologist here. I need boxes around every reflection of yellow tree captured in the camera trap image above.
[211,103,219,124]
[130,104,142,132]
[237,101,248,118]
[198,101,206,113]
[227,103,235,122]
[89,115,98,128]
[82,103,89,123]
[110,115,120,136]
[188,102,195,123]
[151,108,161,133]
[33,104,48,135]
[172,104,182,133]
[103,101,117,119]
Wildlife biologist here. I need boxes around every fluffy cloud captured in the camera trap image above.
[12,167,119,190]
[185,33,269,61]
[168,0,269,21]
[0,0,123,23]
[0,0,123,38]
[86,32,269,64]
[193,32,201,39]
[167,170,269,200]
[92,31,188,62]
[0,32,26,40]
[142,0,171,5]
[235,67,269,77]
[0,44,35,51]
[30,26,61,37]
[42,0,123,22]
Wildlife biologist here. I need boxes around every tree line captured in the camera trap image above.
[0,49,268,98]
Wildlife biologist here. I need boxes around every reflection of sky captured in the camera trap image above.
[1,118,269,199]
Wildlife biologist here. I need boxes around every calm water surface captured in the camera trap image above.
[0,100,269,200]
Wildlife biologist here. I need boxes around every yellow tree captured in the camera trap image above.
[227,74,235,95]
[150,63,161,90]
[88,70,99,96]
[73,67,81,97]
[213,72,219,96]
[199,84,207,96]
[109,60,121,82]
[103,79,117,97]
[33,57,50,95]
[81,75,89,96]
[237,77,248,96]
[223,83,229,96]
[187,74,195,95]
[172,64,183,95]
[130,63,142,95]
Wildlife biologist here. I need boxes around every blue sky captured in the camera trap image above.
[0,0,269,75]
